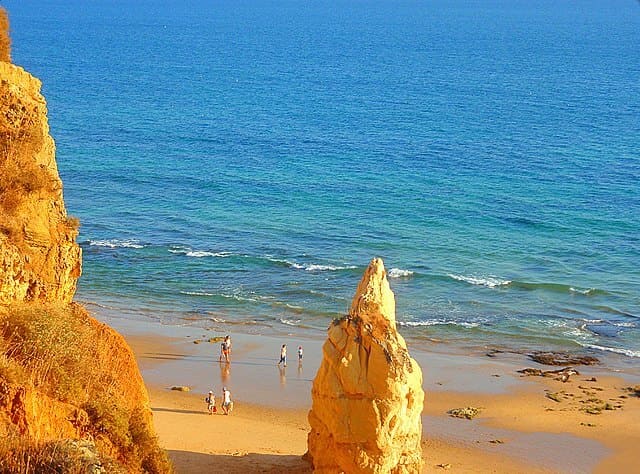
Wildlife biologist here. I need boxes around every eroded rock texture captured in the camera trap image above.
[307,258,424,473]
[0,32,81,305]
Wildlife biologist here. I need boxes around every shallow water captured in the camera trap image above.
[5,0,640,362]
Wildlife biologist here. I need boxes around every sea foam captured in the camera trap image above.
[170,248,232,258]
[388,268,414,278]
[579,343,640,358]
[280,318,302,326]
[448,274,511,288]
[398,320,480,329]
[268,257,356,272]
[89,239,144,249]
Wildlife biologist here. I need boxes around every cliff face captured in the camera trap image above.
[0,303,169,472]
[0,9,169,472]
[0,53,81,305]
[0,8,9,63]
[307,258,424,473]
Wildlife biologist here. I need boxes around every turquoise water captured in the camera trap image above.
[6,1,640,360]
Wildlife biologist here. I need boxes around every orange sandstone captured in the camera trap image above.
[0,7,10,63]
[0,55,81,304]
[0,9,169,471]
[307,258,424,473]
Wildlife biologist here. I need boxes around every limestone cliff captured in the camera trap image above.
[0,303,170,472]
[0,18,81,305]
[0,9,170,472]
[0,8,9,63]
[307,258,424,473]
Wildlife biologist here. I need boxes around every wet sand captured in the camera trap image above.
[113,316,640,473]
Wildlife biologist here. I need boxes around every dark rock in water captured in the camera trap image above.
[529,352,599,366]
[585,324,621,338]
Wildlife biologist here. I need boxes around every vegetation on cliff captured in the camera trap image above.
[0,303,172,473]
[0,7,171,473]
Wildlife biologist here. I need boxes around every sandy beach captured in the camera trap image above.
[110,316,640,473]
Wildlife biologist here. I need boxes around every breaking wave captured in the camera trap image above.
[388,268,414,278]
[578,343,640,358]
[180,291,216,296]
[88,239,144,249]
[398,319,481,329]
[279,318,302,326]
[266,257,356,272]
[169,247,232,258]
[570,287,598,295]
[447,274,611,296]
[448,274,511,288]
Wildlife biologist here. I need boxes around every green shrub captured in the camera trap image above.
[0,433,85,474]
[0,304,172,473]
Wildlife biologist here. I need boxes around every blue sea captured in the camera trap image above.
[5,0,640,363]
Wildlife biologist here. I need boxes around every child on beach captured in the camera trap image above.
[222,386,233,415]
[205,390,216,415]
[278,344,287,367]
[297,345,303,362]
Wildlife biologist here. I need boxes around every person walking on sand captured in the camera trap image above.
[220,337,230,363]
[205,390,216,415]
[278,344,287,367]
[297,345,303,362]
[222,386,233,415]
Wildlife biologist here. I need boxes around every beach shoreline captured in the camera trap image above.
[105,312,640,473]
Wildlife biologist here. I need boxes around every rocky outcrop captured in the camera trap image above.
[0,381,90,441]
[0,303,170,472]
[0,10,169,472]
[0,18,81,305]
[307,258,424,473]
[0,8,9,63]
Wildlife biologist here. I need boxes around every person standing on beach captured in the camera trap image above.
[278,344,287,367]
[205,390,216,415]
[222,386,233,415]
[220,336,230,363]
[297,345,303,362]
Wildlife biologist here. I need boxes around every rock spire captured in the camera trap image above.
[307,258,424,473]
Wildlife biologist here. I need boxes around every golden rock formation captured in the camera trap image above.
[0,303,170,472]
[0,33,81,304]
[0,9,169,471]
[307,258,424,473]
[0,8,10,63]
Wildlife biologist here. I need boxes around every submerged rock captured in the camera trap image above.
[529,352,599,366]
[306,258,424,473]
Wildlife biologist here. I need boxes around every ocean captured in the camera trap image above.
[5,0,639,363]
